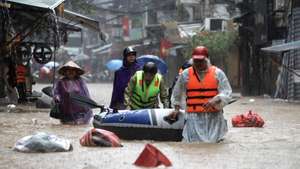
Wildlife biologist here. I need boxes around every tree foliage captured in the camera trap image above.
[184,31,238,60]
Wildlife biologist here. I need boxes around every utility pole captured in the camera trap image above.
[0,0,7,54]
[0,0,7,99]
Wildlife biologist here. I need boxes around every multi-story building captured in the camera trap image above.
[235,0,300,100]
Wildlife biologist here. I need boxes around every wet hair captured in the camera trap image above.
[143,62,157,74]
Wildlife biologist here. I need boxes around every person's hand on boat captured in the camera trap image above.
[164,106,180,124]
[169,110,180,120]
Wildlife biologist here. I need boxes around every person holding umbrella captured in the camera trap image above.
[124,62,169,110]
[53,60,92,124]
[109,46,141,110]
[168,46,232,143]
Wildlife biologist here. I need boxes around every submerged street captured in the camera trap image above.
[0,83,299,169]
[1,0,300,168]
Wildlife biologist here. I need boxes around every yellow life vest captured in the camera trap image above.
[130,71,161,109]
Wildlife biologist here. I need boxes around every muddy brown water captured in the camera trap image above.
[0,83,300,169]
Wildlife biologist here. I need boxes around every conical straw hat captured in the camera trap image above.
[58,60,84,76]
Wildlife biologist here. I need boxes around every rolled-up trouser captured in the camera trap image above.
[182,111,228,143]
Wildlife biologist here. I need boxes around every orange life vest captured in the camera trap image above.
[186,66,219,113]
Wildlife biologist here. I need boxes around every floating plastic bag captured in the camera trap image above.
[80,128,122,147]
[232,110,265,127]
[14,132,72,153]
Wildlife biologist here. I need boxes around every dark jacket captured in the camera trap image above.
[109,56,141,109]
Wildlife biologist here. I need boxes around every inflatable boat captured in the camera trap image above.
[42,88,238,141]
[93,109,184,141]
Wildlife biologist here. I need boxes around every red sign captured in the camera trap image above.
[122,16,130,37]
[159,38,172,58]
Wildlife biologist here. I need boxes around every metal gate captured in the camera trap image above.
[279,7,300,100]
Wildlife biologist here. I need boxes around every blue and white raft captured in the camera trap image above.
[93,109,184,141]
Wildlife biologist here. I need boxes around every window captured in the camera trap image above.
[210,19,223,31]
[132,16,143,29]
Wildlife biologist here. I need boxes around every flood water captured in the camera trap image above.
[0,83,300,169]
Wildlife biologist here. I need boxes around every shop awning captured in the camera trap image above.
[261,40,300,52]
[57,17,82,32]
[178,23,204,38]
[92,43,112,54]
[7,0,64,10]
[64,9,100,32]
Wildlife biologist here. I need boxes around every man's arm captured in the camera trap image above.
[217,68,232,106]
[171,71,187,111]
[207,68,232,110]
[159,77,169,108]
[167,72,186,119]
[124,74,137,109]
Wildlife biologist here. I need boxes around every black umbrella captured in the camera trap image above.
[69,92,104,111]
[42,86,53,97]
[41,86,104,111]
